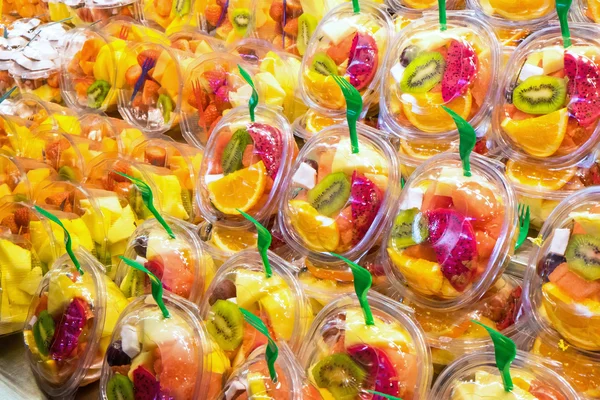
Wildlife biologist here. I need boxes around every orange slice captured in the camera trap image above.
[211,226,257,253]
[288,200,339,252]
[303,70,345,110]
[501,108,568,157]
[400,139,453,160]
[588,0,600,22]
[506,160,575,190]
[207,161,266,214]
[305,111,337,134]
[402,90,472,133]
[487,0,553,20]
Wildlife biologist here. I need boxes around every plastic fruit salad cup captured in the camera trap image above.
[384,152,517,310]
[494,25,600,167]
[197,104,295,227]
[67,0,137,25]
[0,154,58,200]
[24,249,129,398]
[468,0,555,24]
[299,292,432,400]
[199,0,252,44]
[100,293,227,400]
[380,12,499,139]
[169,28,225,55]
[0,201,59,336]
[300,0,392,115]
[137,0,195,33]
[524,186,600,352]
[430,350,579,399]
[202,249,313,368]
[279,123,399,260]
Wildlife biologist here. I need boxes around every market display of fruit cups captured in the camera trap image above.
[135,0,196,33]
[299,292,433,400]
[383,152,518,310]
[201,249,313,368]
[0,201,60,336]
[0,154,59,201]
[299,1,393,115]
[493,25,600,167]
[523,186,600,353]
[379,12,499,140]
[430,350,580,399]
[23,248,129,398]
[169,27,226,55]
[179,53,255,147]
[197,104,295,227]
[279,123,399,261]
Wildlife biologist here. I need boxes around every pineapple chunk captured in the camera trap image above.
[235,270,286,309]
[332,138,389,176]
[107,205,137,245]
[387,248,444,296]
[258,288,294,341]
[18,266,43,296]
[0,240,32,305]
[344,308,414,353]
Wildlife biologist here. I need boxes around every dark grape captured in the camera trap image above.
[400,45,420,67]
[106,340,131,366]
[133,235,148,258]
[539,253,566,279]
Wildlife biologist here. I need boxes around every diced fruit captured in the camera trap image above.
[258,288,294,341]
[235,270,286,309]
[506,160,575,191]
[206,300,244,351]
[402,91,472,133]
[207,161,267,214]
[501,108,568,157]
[288,200,340,252]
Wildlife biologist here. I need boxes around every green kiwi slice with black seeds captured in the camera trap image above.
[311,353,366,399]
[206,299,244,351]
[87,80,111,109]
[565,234,600,281]
[307,172,350,217]
[221,128,253,175]
[310,53,338,76]
[157,94,174,122]
[32,310,55,356]
[512,75,566,115]
[390,208,428,250]
[231,9,251,36]
[297,14,318,56]
[400,52,446,94]
[106,373,134,400]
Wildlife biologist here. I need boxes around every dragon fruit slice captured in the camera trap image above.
[349,172,382,245]
[145,259,171,291]
[133,365,160,400]
[346,32,378,91]
[247,122,283,178]
[347,344,399,398]
[427,209,477,291]
[441,40,478,103]
[564,51,600,127]
[50,297,91,360]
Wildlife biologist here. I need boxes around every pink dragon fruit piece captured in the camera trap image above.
[426,208,477,291]
[349,172,382,245]
[564,51,600,127]
[133,365,160,400]
[145,259,171,292]
[347,344,399,398]
[346,32,379,91]
[50,297,91,361]
[247,122,283,179]
[441,40,478,103]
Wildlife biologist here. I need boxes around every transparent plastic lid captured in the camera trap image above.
[199,0,252,43]
[96,16,171,45]
[299,292,432,400]
[383,152,517,310]
[571,0,600,23]
[466,0,556,25]
[197,105,294,228]
[0,154,58,200]
[168,28,226,55]
[292,109,344,141]
[136,0,196,33]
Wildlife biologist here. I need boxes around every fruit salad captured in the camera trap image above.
[431,351,579,399]
[280,123,398,258]
[0,154,58,200]
[169,27,225,55]
[300,293,432,400]
[202,250,313,367]
[198,105,295,227]
[116,216,215,304]
[385,153,517,308]
[98,16,171,45]
[197,221,258,260]
[66,0,137,25]
[300,1,392,114]
[137,0,195,33]
[494,26,600,165]
[525,186,600,351]
[292,109,343,140]
[180,53,254,147]
[24,249,129,398]
[199,0,251,44]
[3,0,48,19]
[470,0,555,23]
[381,14,498,138]
[0,202,59,336]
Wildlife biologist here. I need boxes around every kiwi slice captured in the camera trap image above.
[390,208,429,250]
[221,128,253,175]
[310,53,338,76]
[32,310,55,356]
[172,0,191,17]
[206,299,244,351]
[307,172,350,217]
[119,269,146,297]
[312,353,366,399]
[512,75,566,115]
[230,9,251,36]
[106,373,134,400]
[297,14,318,56]
[157,94,174,122]
[565,234,600,281]
[58,166,77,181]
[400,52,445,94]
[94,242,112,266]
[181,188,193,219]
[87,80,111,109]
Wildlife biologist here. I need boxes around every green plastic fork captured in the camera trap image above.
[515,204,530,251]
[332,75,362,154]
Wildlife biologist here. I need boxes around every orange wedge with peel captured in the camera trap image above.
[208,161,266,214]
[288,200,339,252]
[506,160,575,190]
[501,108,568,157]
[402,90,472,133]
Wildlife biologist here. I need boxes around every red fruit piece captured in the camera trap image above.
[496,286,522,331]
[214,85,231,112]
[50,297,91,361]
[346,32,378,91]
[145,259,171,291]
[564,51,600,127]
[247,122,283,178]
[347,344,399,398]
[349,172,382,245]
[441,40,478,102]
[426,209,477,291]
[133,365,160,400]
[203,69,227,93]
[153,343,198,399]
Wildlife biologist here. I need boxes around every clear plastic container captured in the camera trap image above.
[383,152,518,310]
[135,0,196,33]
[0,28,24,96]
[292,109,344,141]
[493,24,600,168]
[70,0,137,25]
[299,1,393,116]
[168,27,226,55]
[0,114,37,155]
[179,52,256,147]
[278,122,399,262]
[467,0,555,25]
[201,249,313,366]
[379,11,500,141]
[387,0,460,12]
[114,216,215,304]
[197,104,295,228]
[0,154,59,200]
[0,201,59,336]
[198,0,252,44]
[96,16,171,44]
[3,0,48,19]
[299,292,432,400]
[23,248,129,398]
[430,350,579,399]
[572,0,600,23]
